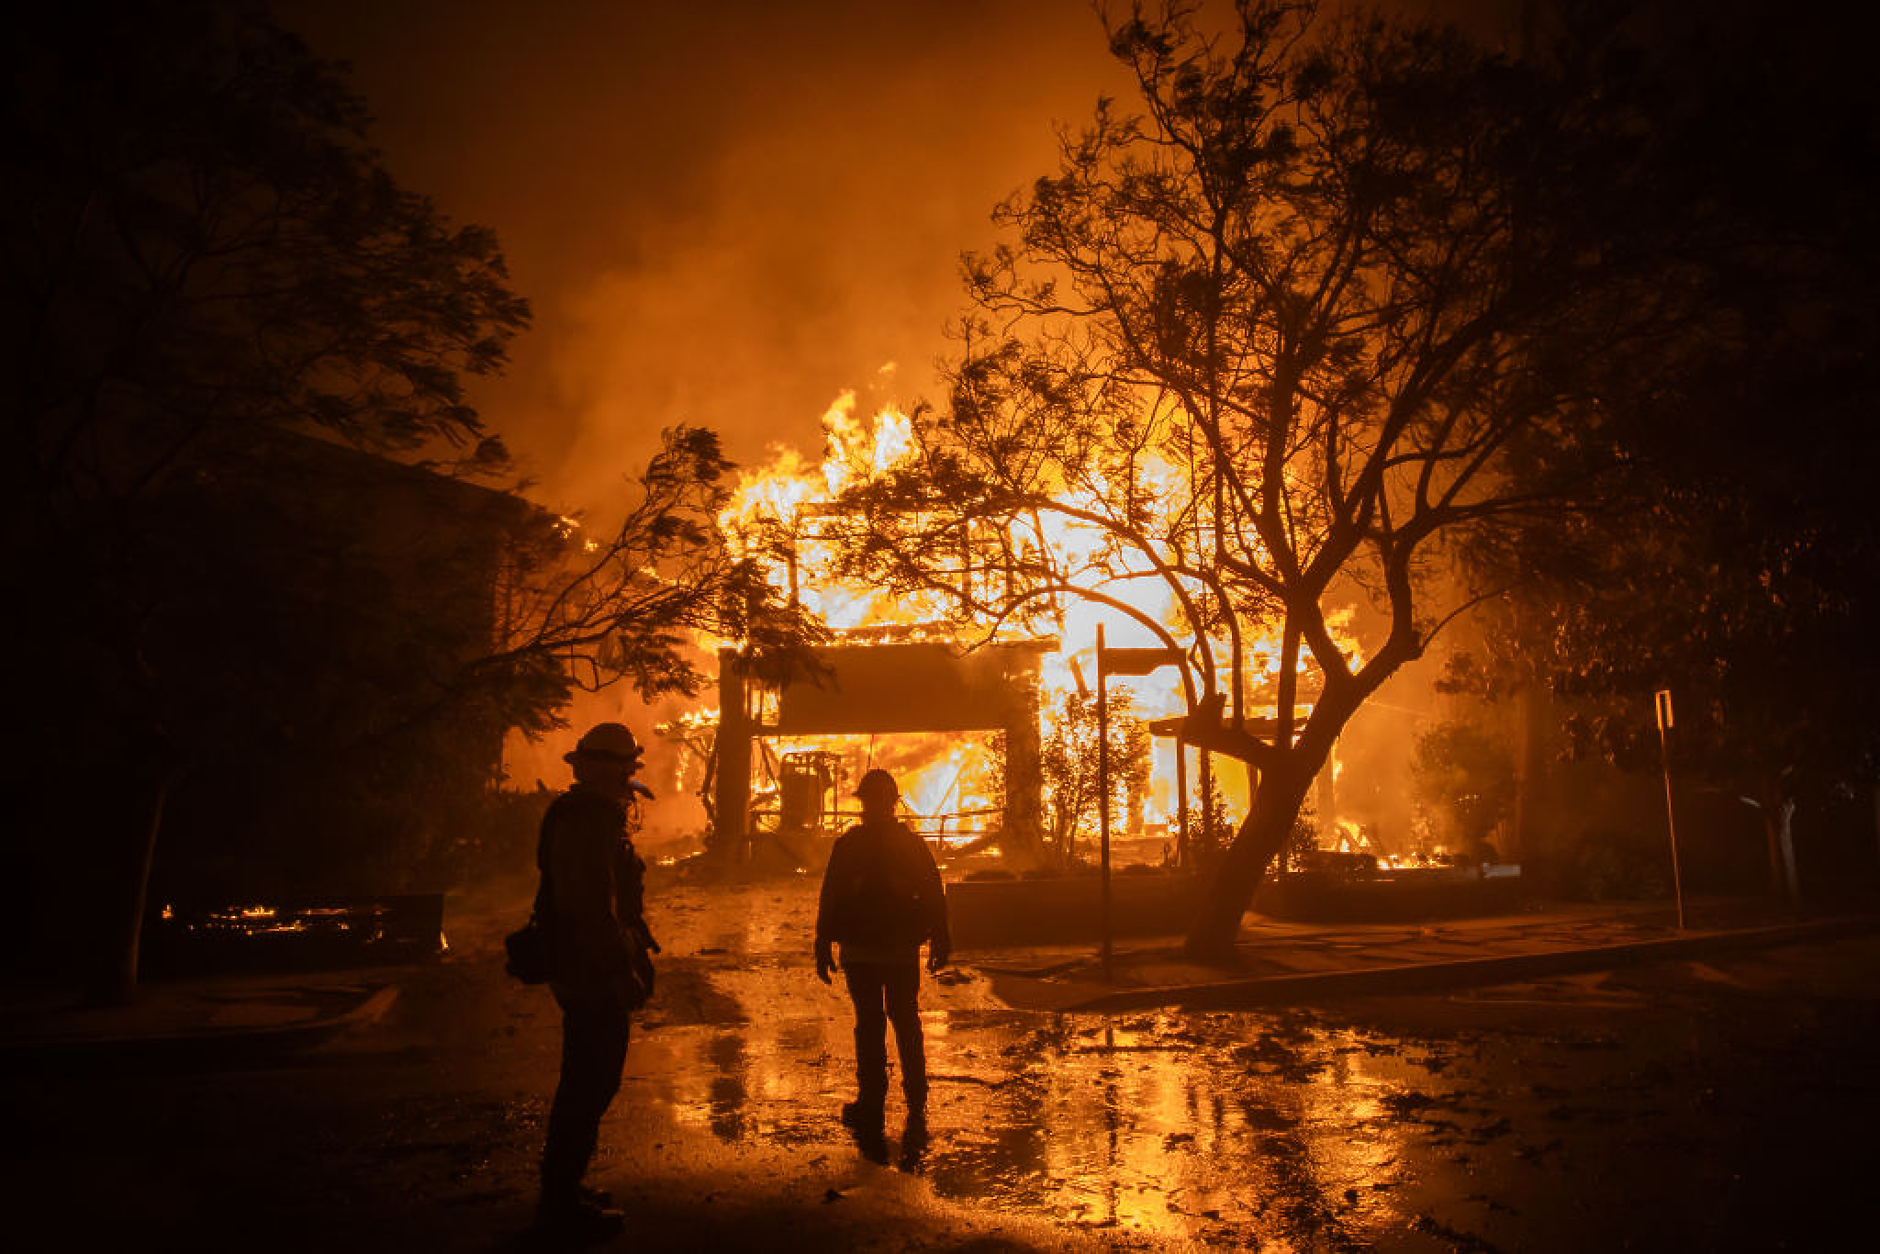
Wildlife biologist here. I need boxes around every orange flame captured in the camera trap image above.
[710,395,1364,836]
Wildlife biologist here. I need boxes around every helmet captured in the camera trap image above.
[564,722,643,768]
[853,768,898,803]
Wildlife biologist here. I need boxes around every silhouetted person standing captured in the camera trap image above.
[535,722,658,1242]
[815,768,950,1144]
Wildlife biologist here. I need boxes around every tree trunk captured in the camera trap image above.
[1184,762,1312,960]
[710,653,753,861]
[90,775,167,1007]
[1000,677,1046,870]
[1765,797,1800,910]
[1510,684,1551,867]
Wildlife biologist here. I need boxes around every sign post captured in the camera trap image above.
[1097,626,1111,980]
[1655,688,1686,930]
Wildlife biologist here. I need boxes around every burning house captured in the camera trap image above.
[708,636,1052,865]
[668,395,1383,878]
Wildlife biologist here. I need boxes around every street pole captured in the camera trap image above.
[1655,688,1686,930]
[1175,736,1189,870]
[1091,636,1182,981]
[1098,623,1113,981]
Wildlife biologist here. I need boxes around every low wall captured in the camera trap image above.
[1256,867,1526,922]
[947,873,1199,948]
[948,867,1529,944]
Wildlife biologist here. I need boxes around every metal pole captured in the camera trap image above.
[1655,689,1686,930]
[1098,624,1112,981]
[1175,736,1189,870]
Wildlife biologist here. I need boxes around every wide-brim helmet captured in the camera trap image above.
[564,722,644,768]
[853,767,899,803]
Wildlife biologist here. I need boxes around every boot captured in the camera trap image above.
[840,1098,883,1131]
[902,1106,929,1150]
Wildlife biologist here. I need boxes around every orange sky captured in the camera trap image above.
[279,0,1140,518]
[273,1,1523,804]
[278,1,1527,518]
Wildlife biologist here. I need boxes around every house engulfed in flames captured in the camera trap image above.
[673,394,1372,870]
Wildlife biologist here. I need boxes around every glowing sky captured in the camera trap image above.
[279,0,1134,516]
[270,1,1525,797]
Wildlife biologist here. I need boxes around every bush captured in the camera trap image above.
[1559,825,1671,901]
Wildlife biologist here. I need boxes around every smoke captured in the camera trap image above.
[276,0,1518,831]
[277,0,1130,515]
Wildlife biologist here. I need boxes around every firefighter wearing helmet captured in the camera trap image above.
[814,767,952,1149]
[532,722,659,1240]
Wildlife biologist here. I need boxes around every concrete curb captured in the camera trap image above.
[1,984,399,1067]
[1023,916,1880,1013]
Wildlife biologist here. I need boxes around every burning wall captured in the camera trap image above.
[710,639,1048,862]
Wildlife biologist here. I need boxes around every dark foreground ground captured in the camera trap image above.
[5,872,1877,1252]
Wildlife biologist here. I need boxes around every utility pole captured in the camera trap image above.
[1097,625,1111,981]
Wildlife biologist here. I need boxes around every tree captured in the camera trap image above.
[406,424,825,745]
[1456,346,1880,904]
[831,0,1691,956]
[1037,686,1150,867]
[1447,0,1880,907]
[0,5,819,999]
[1410,719,1515,861]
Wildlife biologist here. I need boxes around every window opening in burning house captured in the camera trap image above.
[739,732,1007,869]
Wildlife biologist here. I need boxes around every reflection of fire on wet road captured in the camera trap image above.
[624,875,1519,1248]
[12,870,1873,1250]
[606,873,1880,1250]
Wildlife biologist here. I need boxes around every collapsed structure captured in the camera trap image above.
[671,396,1385,872]
[708,638,1052,863]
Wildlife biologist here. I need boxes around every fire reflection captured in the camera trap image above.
[618,868,1443,1245]
[922,1014,1423,1243]
[638,985,1432,1244]
[705,1030,747,1142]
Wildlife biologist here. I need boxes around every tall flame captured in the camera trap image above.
[710,394,1364,838]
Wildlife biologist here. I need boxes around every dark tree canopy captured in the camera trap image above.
[1446,0,1880,901]
[0,4,824,999]
[4,2,529,482]
[829,0,1722,954]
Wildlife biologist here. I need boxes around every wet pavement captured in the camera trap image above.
[5,872,1878,1251]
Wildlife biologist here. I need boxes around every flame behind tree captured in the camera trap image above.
[829,1,1699,957]
[398,424,828,754]
[1039,686,1151,868]
[485,425,826,718]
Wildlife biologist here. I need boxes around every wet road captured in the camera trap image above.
[10,872,1878,1251]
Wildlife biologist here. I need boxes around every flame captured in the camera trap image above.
[721,399,942,631]
[705,393,1364,835]
[554,513,600,553]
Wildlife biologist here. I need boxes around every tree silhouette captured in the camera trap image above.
[832,0,1707,956]
[0,5,817,999]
